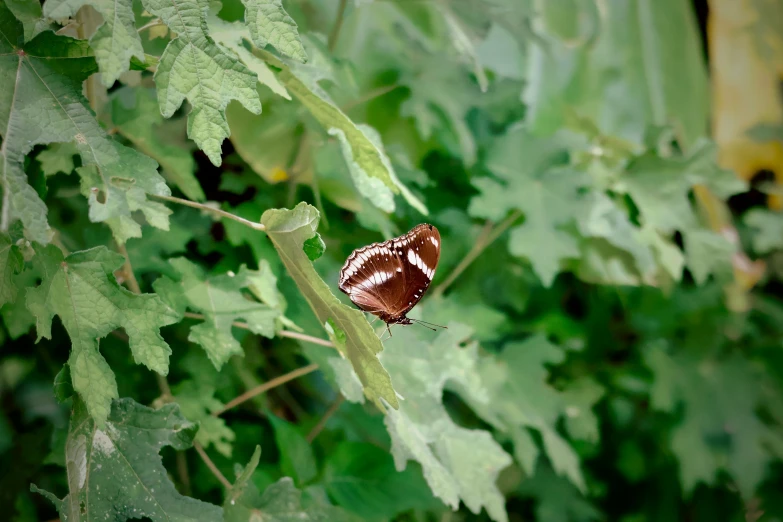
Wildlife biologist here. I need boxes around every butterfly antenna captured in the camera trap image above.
[411,318,447,330]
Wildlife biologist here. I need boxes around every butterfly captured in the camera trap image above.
[339,224,442,334]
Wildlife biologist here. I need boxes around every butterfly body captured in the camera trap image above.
[339,224,441,327]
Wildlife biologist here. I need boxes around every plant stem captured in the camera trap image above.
[306,394,345,443]
[182,312,335,348]
[212,363,320,416]
[175,452,192,496]
[149,194,266,232]
[431,210,522,298]
[193,442,231,489]
[116,242,142,294]
[328,0,349,52]
[340,84,401,111]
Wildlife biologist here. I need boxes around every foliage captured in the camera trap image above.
[1,0,783,521]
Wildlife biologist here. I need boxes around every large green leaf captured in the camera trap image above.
[259,202,399,410]
[0,10,171,244]
[379,322,512,522]
[43,0,145,86]
[33,398,223,521]
[141,0,263,166]
[26,244,178,425]
[0,233,22,307]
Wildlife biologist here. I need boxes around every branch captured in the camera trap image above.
[182,312,335,348]
[149,194,266,232]
[432,210,521,298]
[306,394,345,443]
[137,18,164,33]
[193,442,231,489]
[328,0,349,51]
[213,363,320,416]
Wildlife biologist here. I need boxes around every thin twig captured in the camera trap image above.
[182,312,335,348]
[306,394,345,443]
[193,442,231,489]
[116,242,142,294]
[212,363,320,416]
[137,18,164,33]
[340,84,401,111]
[328,0,349,51]
[175,452,192,496]
[432,210,522,298]
[149,194,266,232]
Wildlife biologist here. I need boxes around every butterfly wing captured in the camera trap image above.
[338,224,440,323]
[388,224,440,318]
[338,239,407,317]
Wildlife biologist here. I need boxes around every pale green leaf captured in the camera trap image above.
[57,398,223,520]
[37,142,78,177]
[153,259,280,369]
[26,244,178,425]
[271,50,427,214]
[260,202,399,410]
[241,0,307,63]
[471,334,587,491]
[380,323,511,522]
[0,17,171,244]
[684,229,734,285]
[745,209,783,254]
[110,87,205,202]
[469,127,585,286]
[141,0,263,166]
[44,0,145,86]
[208,16,291,100]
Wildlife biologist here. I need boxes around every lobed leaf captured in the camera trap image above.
[26,244,178,425]
[241,0,307,63]
[141,0,263,166]
[154,259,281,369]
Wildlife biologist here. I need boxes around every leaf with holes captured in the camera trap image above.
[0,9,171,244]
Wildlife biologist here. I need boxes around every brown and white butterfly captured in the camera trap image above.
[339,224,442,333]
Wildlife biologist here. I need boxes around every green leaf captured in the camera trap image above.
[0,233,23,308]
[745,209,783,254]
[260,203,399,410]
[225,471,353,522]
[43,0,145,86]
[58,397,223,520]
[109,87,205,202]
[0,16,172,244]
[5,0,49,42]
[241,0,307,63]
[53,364,74,403]
[472,334,587,491]
[141,0,263,166]
[644,343,783,498]
[518,463,601,522]
[324,441,443,521]
[269,414,317,485]
[26,244,178,425]
[302,233,325,261]
[380,323,512,522]
[153,259,281,369]
[270,47,427,214]
[469,127,584,286]
[173,379,235,457]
